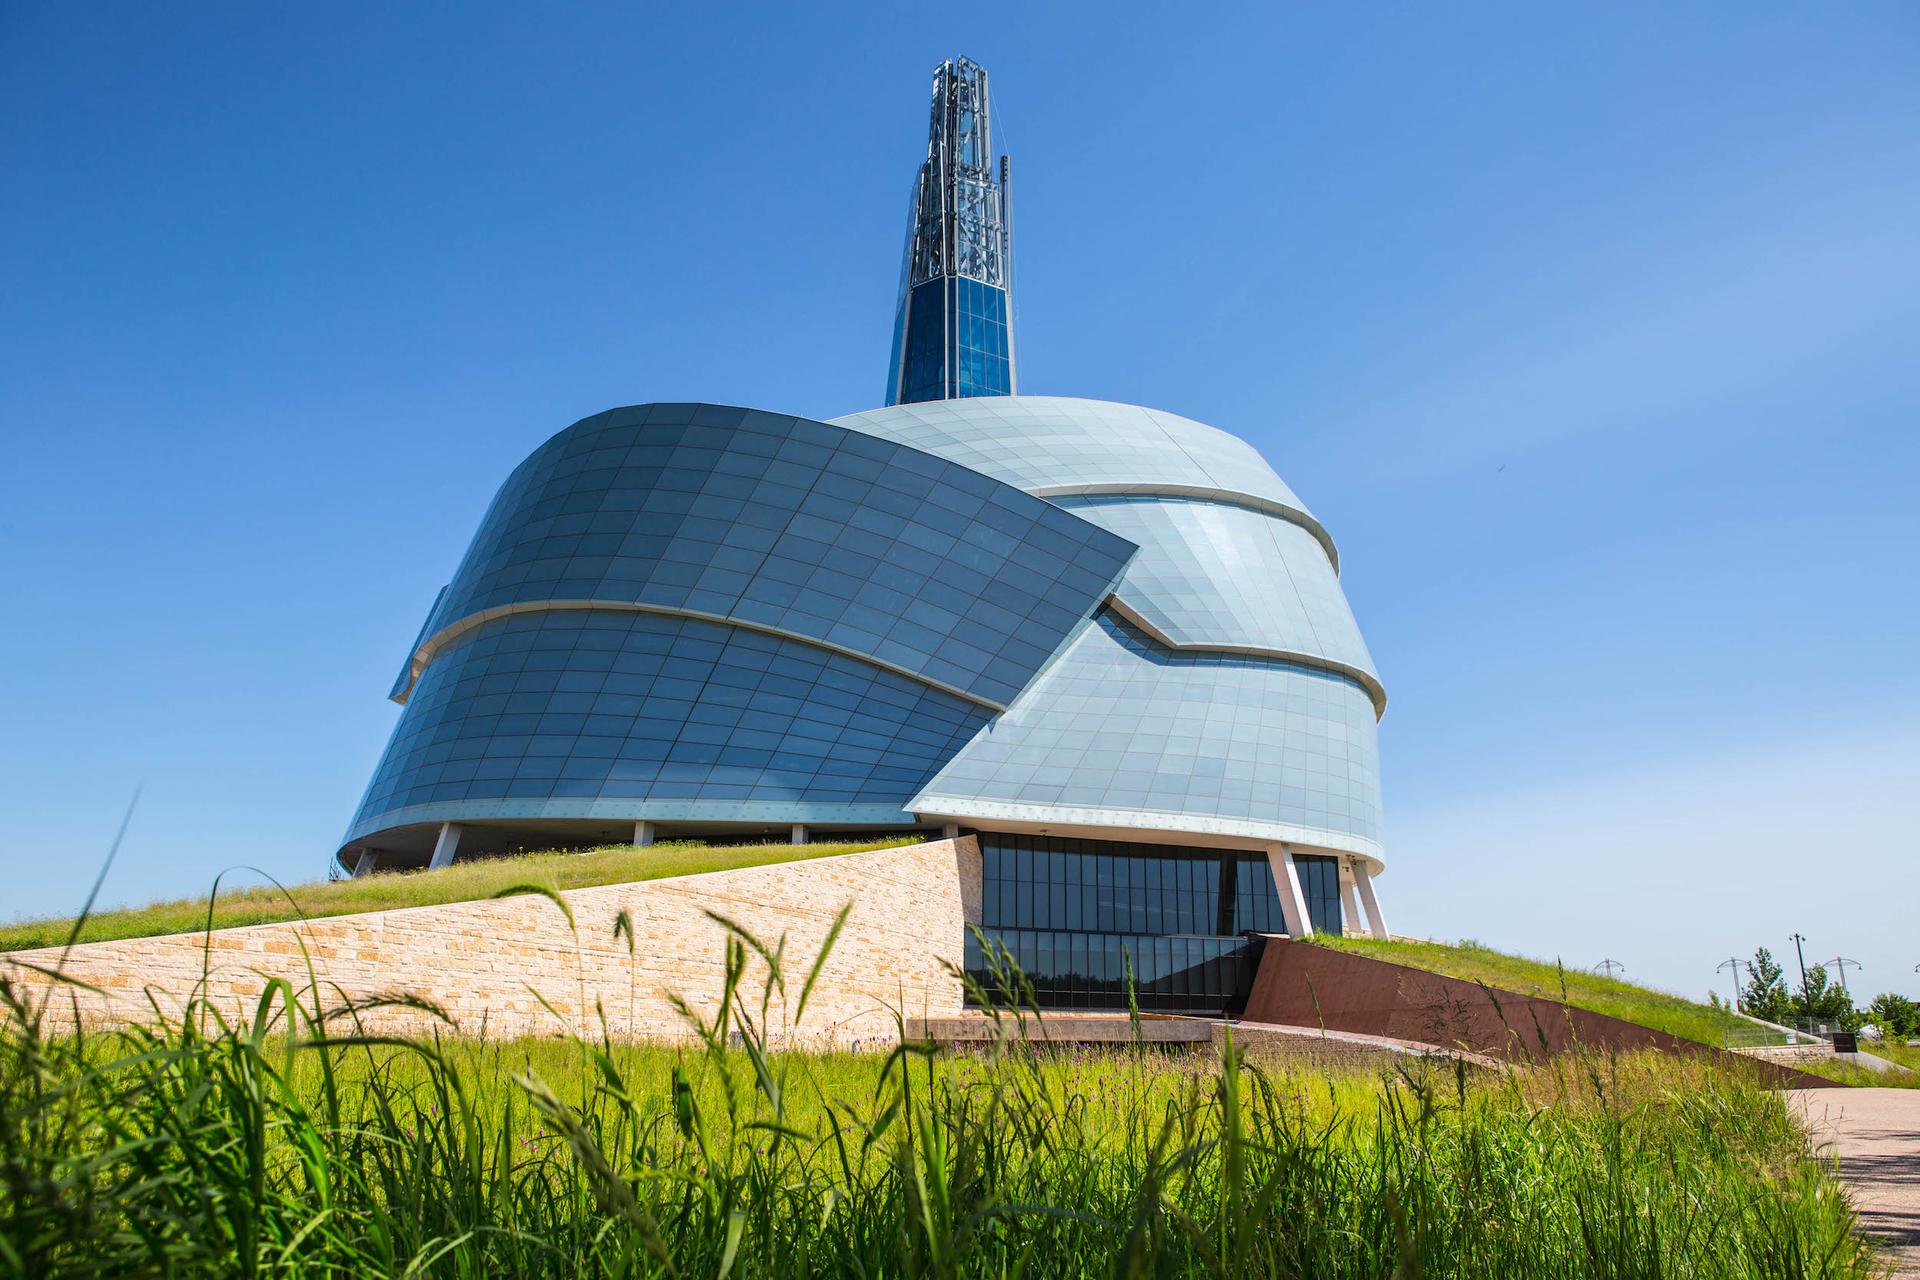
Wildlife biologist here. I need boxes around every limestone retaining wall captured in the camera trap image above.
[1,837,982,1046]
[1735,1043,1839,1066]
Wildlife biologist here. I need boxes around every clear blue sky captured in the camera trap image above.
[3,5,1915,1001]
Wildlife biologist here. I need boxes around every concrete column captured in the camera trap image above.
[790,823,808,845]
[632,821,655,848]
[351,849,379,879]
[1353,864,1390,940]
[1263,845,1314,938]
[1339,864,1363,938]
[428,822,462,871]
[941,822,960,840]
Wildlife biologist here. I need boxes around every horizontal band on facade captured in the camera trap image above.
[397,593,1386,721]
[341,798,924,851]
[392,599,1014,713]
[1103,596,1389,718]
[906,794,1386,873]
[1025,483,1341,574]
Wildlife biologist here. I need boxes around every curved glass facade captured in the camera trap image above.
[342,402,1137,860]
[391,404,1131,711]
[833,397,1387,863]
[1047,493,1380,699]
[347,609,995,844]
[908,609,1384,858]
[833,397,1332,561]
[341,396,1388,900]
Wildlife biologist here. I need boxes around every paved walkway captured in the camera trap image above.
[1793,1089,1920,1277]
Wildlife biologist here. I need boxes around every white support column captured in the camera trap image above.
[428,822,462,870]
[1264,845,1314,938]
[1352,864,1390,940]
[351,849,379,879]
[790,823,808,845]
[941,822,960,840]
[1339,863,1364,938]
[632,821,655,848]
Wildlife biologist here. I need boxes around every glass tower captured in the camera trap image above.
[885,57,1015,406]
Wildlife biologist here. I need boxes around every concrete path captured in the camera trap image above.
[1793,1089,1920,1277]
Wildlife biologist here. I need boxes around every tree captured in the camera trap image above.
[1741,947,1791,1022]
[1867,993,1918,1039]
[1796,963,1858,1030]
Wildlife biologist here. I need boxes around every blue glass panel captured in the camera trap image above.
[347,609,994,840]
[898,282,948,406]
[891,279,1012,406]
[390,404,1134,714]
[914,608,1384,851]
[964,832,1307,1015]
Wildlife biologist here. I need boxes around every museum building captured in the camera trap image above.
[337,58,1391,1014]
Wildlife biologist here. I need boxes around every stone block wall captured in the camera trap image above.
[1,837,983,1046]
[1734,1043,1844,1066]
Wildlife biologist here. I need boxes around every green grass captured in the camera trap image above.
[1806,1038,1920,1089]
[0,837,918,953]
[0,918,1887,1277]
[1870,1040,1920,1071]
[1310,935,1920,1088]
[1310,934,1772,1047]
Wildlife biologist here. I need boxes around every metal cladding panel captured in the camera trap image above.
[344,609,995,845]
[910,609,1384,856]
[1047,495,1380,686]
[833,397,1315,527]
[395,403,1136,711]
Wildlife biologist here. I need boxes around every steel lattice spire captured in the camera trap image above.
[884,57,1016,406]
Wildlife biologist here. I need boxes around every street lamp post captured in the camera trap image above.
[1717,956,1744,1013]
[1825,956,1861,996]
[1790,933,1814,1026]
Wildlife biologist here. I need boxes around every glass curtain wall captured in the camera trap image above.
[892,277,1012,405]
[963,833,1342,1014]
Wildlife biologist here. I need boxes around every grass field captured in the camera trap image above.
[1871,1040,1920,1070]
[1312,934,1920,1088]
[1312,934,1771,1046]
[0,837,917,953]
[0,921,1885,1279]
[1802,1038,1920,1088]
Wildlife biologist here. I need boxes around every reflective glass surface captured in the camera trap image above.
[1239,853,1344,937]
[897,282,947,406]
[891,278,1012,405]
[835,397,1319,533]
[397,403,1135,711]
[348,394,1392,882]
[1298,854,1342,936]
[1050,494,1380,689]
[965,929,1259,1014]
[964,834,1340,1013]
[914,609,1384,853]
[347,608,994,844]
[948,277,1010,398]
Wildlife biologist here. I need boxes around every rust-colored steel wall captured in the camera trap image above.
[1242,941,1839,1089]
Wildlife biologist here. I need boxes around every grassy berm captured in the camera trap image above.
[1309,934,1763,1046]
[0,913,1886,1278]
[1312,934,1920,1088]
[0,837,916,952]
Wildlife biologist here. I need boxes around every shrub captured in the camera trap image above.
[1867,992,1919,1038]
